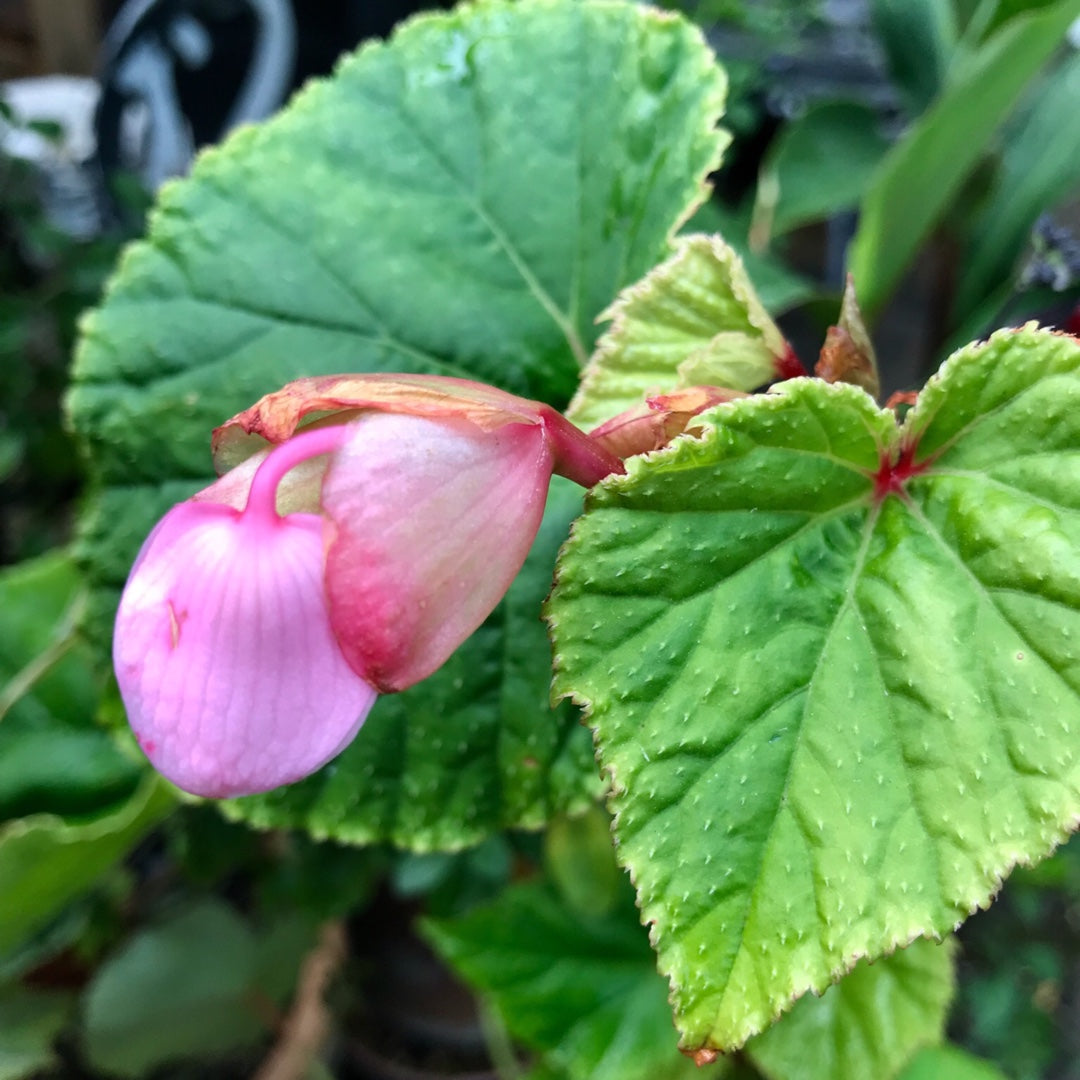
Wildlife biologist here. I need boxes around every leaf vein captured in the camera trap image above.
[382,81,588,364]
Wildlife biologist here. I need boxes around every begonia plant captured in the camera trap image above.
[48,1,1080,1077]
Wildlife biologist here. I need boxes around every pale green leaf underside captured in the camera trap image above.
[747,938,954,1080]
[67,0,728,846]
[548,328,1080,1051]
[567,234,782,431]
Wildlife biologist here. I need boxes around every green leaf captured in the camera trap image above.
[423,878,725,1080]
[957,53,1080,317]
[544,807,624,916]
[0,552,95,728]
[848,0,1080,320]
[567,235,790,431]
[68,0,728,640]
[547,326,1080,1052]
[0,431,22,482]
[0,774,175,957]
[871,0,957,114]
[682,200,817,316]
[0,986,73,1080]
[0,552,140,819]
[223,478,600,849]
[897,1044,1009,1080]
[83,900,310,1077]
[746,939,954,1080]
[752,102,889,240]
[980,0,1065,38]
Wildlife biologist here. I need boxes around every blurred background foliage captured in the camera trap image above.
[2,0,1080,1077]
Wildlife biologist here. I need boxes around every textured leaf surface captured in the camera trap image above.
[548,327,1080,1051]
[567,235,786,432]
[747,939,954,1080]
[424,877,724,1080]
[0,775,175,957]
[223,479,600,849]
[681,200,816,317]
[848,0,1080,318]
[69,0,727,636]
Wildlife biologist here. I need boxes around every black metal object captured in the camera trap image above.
[92,0,452,216]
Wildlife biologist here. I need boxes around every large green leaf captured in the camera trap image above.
[746,938,954,1080]
[0,553,139,820]
[0,775,175,957]
[547,327,1080,1052]
[567,235,790,432]
[223,478,601,849]
[68,0,728,642]
[67,0,727,847]
[847,0,1080,320]
[424,877,723,1080]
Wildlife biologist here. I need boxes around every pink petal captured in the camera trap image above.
[321,413,553,691]
[114,499,377,797]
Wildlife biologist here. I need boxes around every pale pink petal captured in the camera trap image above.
[322,413,553,691]
[114,500,377,797]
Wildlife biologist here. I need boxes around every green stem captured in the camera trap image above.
[0,588,86,723]
[479,998,524,1080]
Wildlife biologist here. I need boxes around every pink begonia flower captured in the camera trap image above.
[114,375,622,798]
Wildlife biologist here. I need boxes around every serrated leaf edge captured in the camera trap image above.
[566,234,782,428]
[546,367,1080,1053]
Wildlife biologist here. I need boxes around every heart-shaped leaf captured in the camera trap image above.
[548,326,1080,1052]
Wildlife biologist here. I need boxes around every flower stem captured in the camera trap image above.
[245,424,351,520]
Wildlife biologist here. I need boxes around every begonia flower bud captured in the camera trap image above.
[114,375,621,797]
